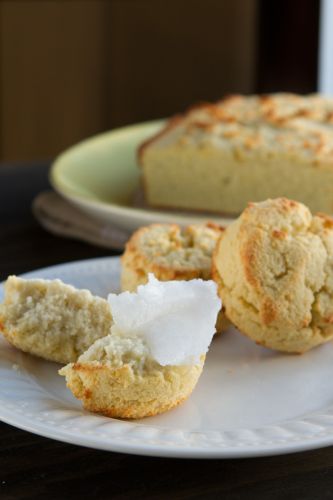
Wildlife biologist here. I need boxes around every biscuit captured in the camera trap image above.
[212,198,333,353]
[121,222,228,332]
[0,276,113,363]
[59,334,204,419]
[121,222,224,289]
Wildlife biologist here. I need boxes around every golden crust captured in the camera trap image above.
[139,93,333,164]
[212,198,333,353]
[60,358,204,419]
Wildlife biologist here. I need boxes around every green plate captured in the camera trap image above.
[50,120,232,232]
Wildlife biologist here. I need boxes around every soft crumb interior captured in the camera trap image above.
[1,277,112,362]
[78,334,158,374]
[139,224,222,272]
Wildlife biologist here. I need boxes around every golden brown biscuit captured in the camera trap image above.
[59,334,204,419]
[212,198,333,353]
[121,222,228,332]
[121,222,224,290]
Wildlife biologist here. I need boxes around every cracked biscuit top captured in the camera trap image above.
[212,198,333,353]
[121,223,224,292]
[141,93,333,165]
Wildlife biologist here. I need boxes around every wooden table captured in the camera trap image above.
[1,164,333,499]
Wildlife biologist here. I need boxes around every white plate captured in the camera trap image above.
[50,121,234,233]
[1,257,333,458]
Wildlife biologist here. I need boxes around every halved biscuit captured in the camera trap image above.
[0,276,113,363]
[60,334,204,419]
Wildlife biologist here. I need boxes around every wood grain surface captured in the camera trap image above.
[1,164,333,500]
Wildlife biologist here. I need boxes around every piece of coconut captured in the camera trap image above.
[107,273,221,365]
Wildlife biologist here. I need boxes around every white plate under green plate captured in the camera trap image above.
[2,257,333,458]
[50,120,234,232]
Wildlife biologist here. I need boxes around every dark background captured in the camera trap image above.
[0,4,330,497]
[0,0,320,162]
